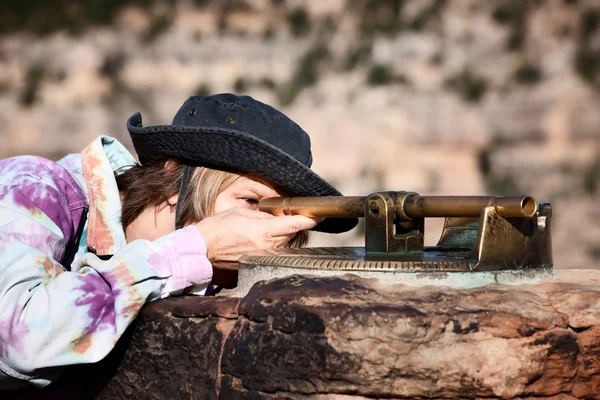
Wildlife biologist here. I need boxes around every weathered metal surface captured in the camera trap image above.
[436,217,480,248]
[238,197,553,295]
[240,247,501,271]
[259,193,537,219]
[402,194,537,219]
[237,248,553,296]
[257,192,552,268]
[364,191,425,255]
[259,195,366,218]
[472,202,553,270]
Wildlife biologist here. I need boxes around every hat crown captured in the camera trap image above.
[172,94,313,167]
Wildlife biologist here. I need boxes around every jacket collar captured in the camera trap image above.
[80,136,137,255]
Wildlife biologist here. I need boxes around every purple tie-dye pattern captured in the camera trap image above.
[0,137,213,389]
[13,185,63,219]
[0,308,30,359]
[3,157,86,242]
[74,273,120,336]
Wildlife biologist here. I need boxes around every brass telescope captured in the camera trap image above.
[259,194,538,221]
[255,191,551,269]
[234,192,552,295]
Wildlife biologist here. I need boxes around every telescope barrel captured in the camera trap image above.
[402,195,537,219]
[259,196,366,218]
[259,194,537,220]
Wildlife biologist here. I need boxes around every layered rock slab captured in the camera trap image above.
[12,270,600,399]
[218,273,600,399]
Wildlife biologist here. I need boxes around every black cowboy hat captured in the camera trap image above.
[126,93,358,233]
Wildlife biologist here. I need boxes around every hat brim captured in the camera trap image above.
[127,112,358,234]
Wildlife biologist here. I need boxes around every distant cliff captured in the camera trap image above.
[0,0,598,268]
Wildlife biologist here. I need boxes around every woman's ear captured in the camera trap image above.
[164,158,181,173]
[167,193,179,210]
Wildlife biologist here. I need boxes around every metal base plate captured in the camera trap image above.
[242,246,478,271]
[237,247,553,297]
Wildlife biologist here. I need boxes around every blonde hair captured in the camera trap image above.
[116,159,309,248]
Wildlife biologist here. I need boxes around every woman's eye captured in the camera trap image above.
[242,198,259,206]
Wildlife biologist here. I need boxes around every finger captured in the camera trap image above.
[229,208,274,219]
[266,215,321,237]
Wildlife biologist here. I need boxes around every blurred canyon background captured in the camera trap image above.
[0,0,598,269]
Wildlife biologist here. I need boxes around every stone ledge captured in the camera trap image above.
[9,269,600,399]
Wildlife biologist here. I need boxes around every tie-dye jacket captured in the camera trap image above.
[0,136,213,389]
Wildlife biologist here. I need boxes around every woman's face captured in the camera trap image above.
[125,171,284,243]
[213,174,283,215]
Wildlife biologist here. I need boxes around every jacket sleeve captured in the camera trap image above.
[0,174,212,388]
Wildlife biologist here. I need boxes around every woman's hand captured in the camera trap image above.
[194,208,321,262]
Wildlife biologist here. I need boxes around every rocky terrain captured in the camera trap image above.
[0,0,598,268]
[10,272,600,399]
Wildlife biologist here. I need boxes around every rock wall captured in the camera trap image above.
[12,271,600,399]
[0,0,598,268]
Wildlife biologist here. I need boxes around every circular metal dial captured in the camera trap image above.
[240,247,477,272]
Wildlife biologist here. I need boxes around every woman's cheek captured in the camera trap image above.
[213,194,238,214]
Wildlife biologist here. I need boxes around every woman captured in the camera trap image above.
[0,93,357,390]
